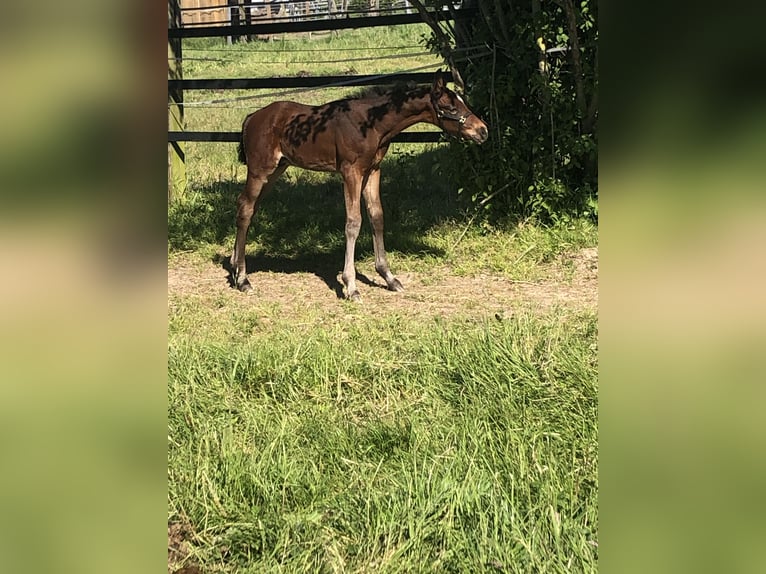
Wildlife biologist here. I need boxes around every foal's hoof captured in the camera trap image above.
[388,278,404,292]
[347,290,361,302]
[236,278,253,293]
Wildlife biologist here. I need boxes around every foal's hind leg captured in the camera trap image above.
[231,162,286,292]
[362,169,404,292]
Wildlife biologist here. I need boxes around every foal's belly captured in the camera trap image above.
[282,152,337,173]
[280,141,339,173]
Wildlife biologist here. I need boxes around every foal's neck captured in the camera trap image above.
[372,89,436,145]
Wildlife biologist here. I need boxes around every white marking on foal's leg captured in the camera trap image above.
[342,247,359,301]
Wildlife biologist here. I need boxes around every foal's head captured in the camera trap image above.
[430,71,489,144]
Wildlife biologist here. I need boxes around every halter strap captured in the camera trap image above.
[436,108,473,125]
[431,93,472,127]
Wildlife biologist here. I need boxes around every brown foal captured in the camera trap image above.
[232,70,488,300]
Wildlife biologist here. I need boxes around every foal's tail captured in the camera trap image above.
[237,137,246,165]
[237,113,253,165]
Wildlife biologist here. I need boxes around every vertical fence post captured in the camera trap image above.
[244,0,254,42]
[228,0,241,44]
[168,0,186,202]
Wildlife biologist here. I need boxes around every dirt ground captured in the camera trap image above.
[168,520,201,574]
[168,247,597,320]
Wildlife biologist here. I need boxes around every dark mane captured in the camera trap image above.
[346,82,426,101]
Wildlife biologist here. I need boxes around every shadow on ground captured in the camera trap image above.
[213,251,391,299]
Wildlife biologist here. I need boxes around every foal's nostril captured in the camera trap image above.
[479,126,488,140]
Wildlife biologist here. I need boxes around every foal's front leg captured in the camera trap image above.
[341,169,364,301]
[362,169,403,292]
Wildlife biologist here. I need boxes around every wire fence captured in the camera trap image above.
[181,64,436,107]
[173,43,486,62]
[175,47,491,109]
[183,44,423,52]
[169,50,431,64]
[170,2,477,145]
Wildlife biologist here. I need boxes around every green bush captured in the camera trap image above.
[431,0,598,222]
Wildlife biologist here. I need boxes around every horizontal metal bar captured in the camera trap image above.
[168,131,444,143]
[181,5,405,18]
[169,131,241,142]
[169,72,435,91]
[168,9,475,38]
[179,0,411,12]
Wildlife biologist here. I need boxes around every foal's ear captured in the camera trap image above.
[432,69,447,94]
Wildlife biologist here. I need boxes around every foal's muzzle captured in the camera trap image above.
[465,122,489,144]
[472,126,489,144]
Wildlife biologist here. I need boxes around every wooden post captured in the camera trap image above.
[228,0,240,44]
[168,0,186,202]
[245,0,255,42]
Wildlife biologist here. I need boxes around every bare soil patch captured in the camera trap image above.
[168,247,597,322]
[168,520,200,574]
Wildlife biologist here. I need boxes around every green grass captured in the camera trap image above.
[169,313,598,573]
[169,23,598,573]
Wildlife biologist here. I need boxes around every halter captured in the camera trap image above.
[436,107,473,125]
[432,93,473,127]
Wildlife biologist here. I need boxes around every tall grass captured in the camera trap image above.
[168,312,598,573]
